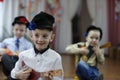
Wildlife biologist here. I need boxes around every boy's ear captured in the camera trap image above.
[50,34,55,42]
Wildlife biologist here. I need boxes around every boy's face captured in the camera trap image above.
[31,29,54,50]
[86,30,100,46]
[12,24,26,38]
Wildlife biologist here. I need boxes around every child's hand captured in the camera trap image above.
[15,68,31,80]
[93,46,101,55]
[79,47,89,55]
[0,48,7,55]
[12,52,19,56]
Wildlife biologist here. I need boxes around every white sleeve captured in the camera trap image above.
[53,55,64,80]
[0,39,7,48]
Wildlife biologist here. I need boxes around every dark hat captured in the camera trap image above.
[84,25,103,41]
[29,11,55,31]
[12,16,29,28]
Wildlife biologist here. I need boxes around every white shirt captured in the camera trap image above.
[11,48,64,80]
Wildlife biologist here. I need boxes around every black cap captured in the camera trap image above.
[29,11,55,31]
[84,25,103,41]
[12,16,29,28]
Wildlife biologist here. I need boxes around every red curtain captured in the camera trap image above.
[108,0,120,46]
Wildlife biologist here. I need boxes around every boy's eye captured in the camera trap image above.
[95,37,99,40]
[15,29,24,32]
[20,29,24,32]
[15,29,18,31]
[34,34,49,38]
[35,34,39,37]
[90,37,94,39]
[90,36,99,40]
[43,34,48,38]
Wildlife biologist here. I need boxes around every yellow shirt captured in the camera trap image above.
[66,42,105,66]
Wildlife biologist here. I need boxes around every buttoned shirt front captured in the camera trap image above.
[0,37,33,53]
[11,48,64,80]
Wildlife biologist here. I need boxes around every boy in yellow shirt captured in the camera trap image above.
[66,25,105,80]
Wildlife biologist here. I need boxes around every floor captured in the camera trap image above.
[0,57,120,80]
[98,57,120,80]
[64,57,120,80]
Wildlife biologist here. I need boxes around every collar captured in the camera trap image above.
[34,45,49,55]
[14,36,24,42]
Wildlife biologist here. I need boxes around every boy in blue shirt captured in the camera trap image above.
[0,16,33,79]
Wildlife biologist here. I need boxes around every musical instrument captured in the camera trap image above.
[82,42,111,62]
[22,61,62,80]
[28,69,62,80]
[5,48,19,56]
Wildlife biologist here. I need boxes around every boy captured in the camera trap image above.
[0,16,33,79]
[66,25,105,80]
[11,11,63,80]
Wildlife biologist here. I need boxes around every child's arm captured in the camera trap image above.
[15,68,31,80]
[0,48,19,56]
[0,48,7,55]
[11,53,31,79]
[66,42,88,54]
[93,46,105,64]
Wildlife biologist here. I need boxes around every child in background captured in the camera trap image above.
[0,16,33,79]
[11,11,63,80]
[66,25,105,80]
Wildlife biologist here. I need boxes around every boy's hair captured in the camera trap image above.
[12,16,29,28]
[85,25,103,41]
[29,11,55,31]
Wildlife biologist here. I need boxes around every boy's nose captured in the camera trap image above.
[93,39,96,41]
[38,37,43,41]
[17,30,21,34]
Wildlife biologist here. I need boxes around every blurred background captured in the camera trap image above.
[0,0,120,80]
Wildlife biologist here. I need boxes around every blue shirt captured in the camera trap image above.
[0,37,33,53]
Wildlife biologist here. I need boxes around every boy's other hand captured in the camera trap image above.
[79,47,89,55]
[15,68,31,80]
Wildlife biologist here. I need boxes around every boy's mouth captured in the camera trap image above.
[36,43,45,47]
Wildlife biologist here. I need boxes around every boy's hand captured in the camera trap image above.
[79,47,89,55]
[15,68,31,80]
[93,46,101,55]
[12,52,19,56]
[0,49,7,62]
[0,48,7,55]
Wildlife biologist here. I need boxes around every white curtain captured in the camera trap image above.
[26,0,45,20]
[2,0,20,39]
[1,0,44,40]
[55,0,80,53]
[87,0,108,53]
[1,0,82,53]
[86,0,96,25]
[0,0,4,41]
